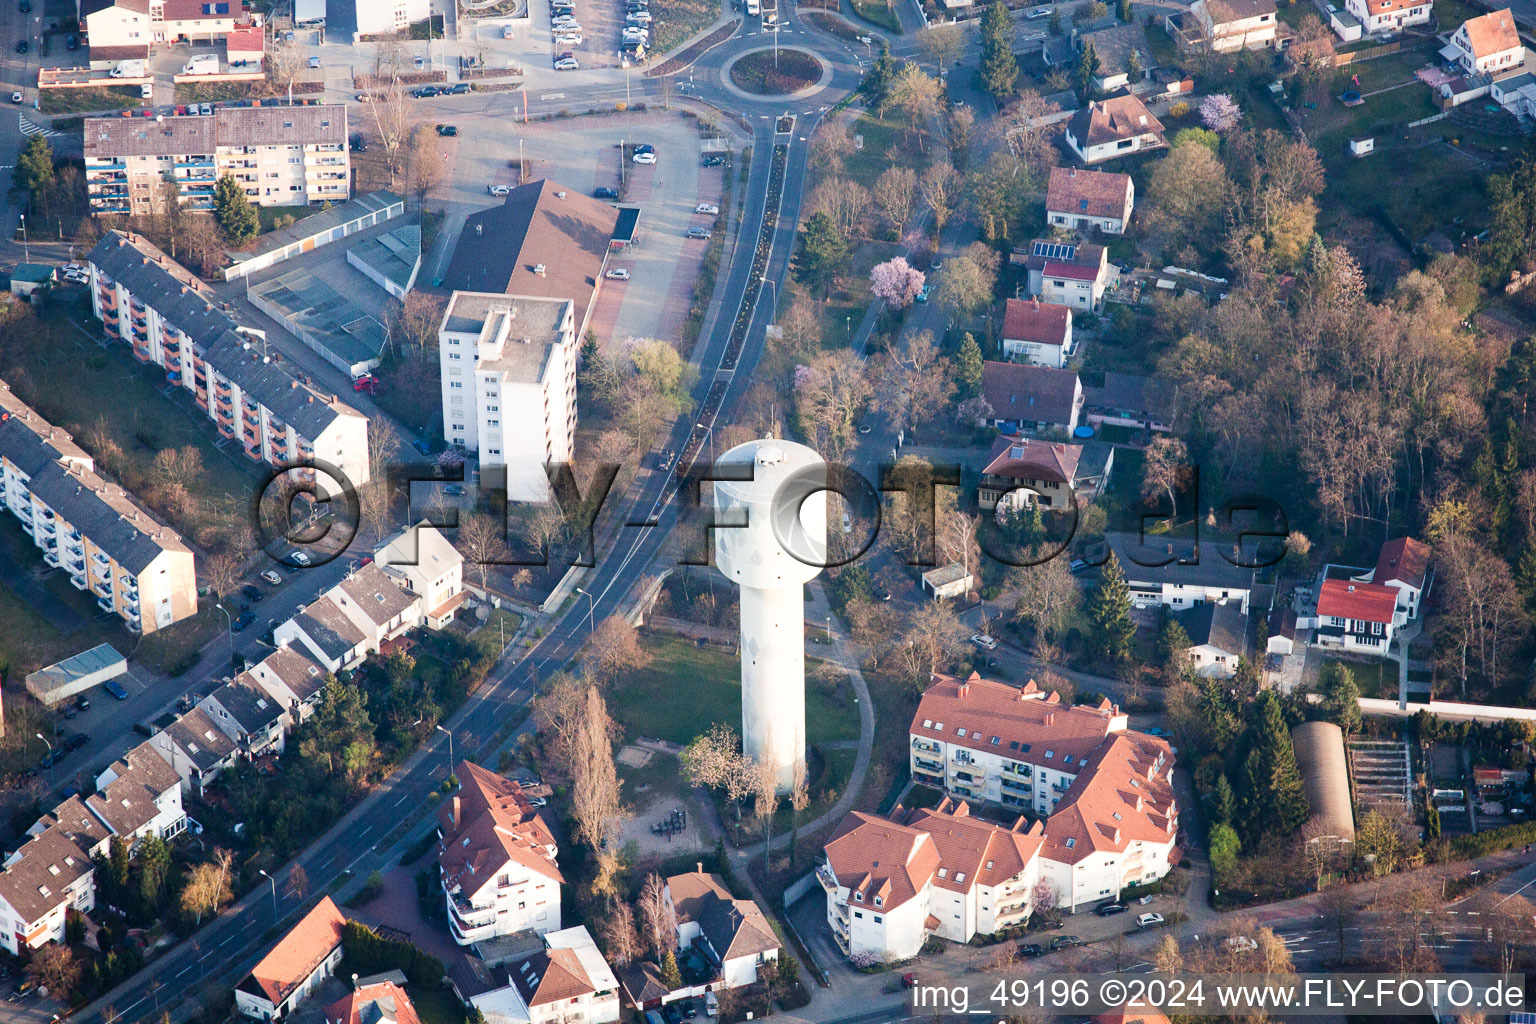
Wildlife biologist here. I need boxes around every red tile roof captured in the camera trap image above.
[1040,731,1178,864]
[1316,579,1397,624]
[438,761,562,897]
[1045,166,1132,221]
[511,948,596,1007]
[325,980,421,1024]
[1042,260,1102,282]
[1461,8,1520,58]
[982,434,1084,485]
[824,812,942,912]
[243,897,347,1007]
[1002,298,1071,347]
[899,799,1044,891]
[1374,536,1430,590]
[913,673,1121,769]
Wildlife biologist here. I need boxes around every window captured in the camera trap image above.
[874,895,883,906]
[955,727,966,737]
[450,381,463,389]
[873,915,882,923]
[1065,838,1075,848]
[921,719,932,728]
[1113,812,1122,820]
[1045,750,1054,759]
[934,722,944,731]
[854,891,863,901]
[937,868,947,878]
[853,910,864,919]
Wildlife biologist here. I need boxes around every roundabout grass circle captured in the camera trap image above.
[728,48,823,96]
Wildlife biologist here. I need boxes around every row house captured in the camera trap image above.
[148,707,239,797]
[0,381,198,635]
[275,563,423,673]
[84,106,349,217]
[87,232,371,495]
[820,799,1044,962]
[438,761,564,946]
[201,678,288,757]
[236,897,349,1021]
[83,0,250,53]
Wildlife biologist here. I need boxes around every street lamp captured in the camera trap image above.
[436,724,455,773]
[35,732,52,788]
[257,868,277,918]
[760,275,778,321]
[574,586,596,633]
[215,602,234,662]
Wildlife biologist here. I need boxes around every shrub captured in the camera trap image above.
[1169,101,1191,118]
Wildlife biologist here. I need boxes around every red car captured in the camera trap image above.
[351,374,378,392]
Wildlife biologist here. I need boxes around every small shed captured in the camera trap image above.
[1267,607,1297,656]
[9,263,55,300]
[1329,6,1362,41]
[1348,136,1374,157]
[26,644,128,708]
[921,563,973,601]
[1291,720,1355,845]
[610,206,641,251]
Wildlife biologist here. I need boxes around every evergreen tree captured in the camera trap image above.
[794,212,849,300]
[1208,773,1235,825]
[1116,0,1132,20]
[1048,6,1063,34]
[1157,618,1191,663]
[979,1,1019,100]
[1087,551,1135,660]
[955,332,984,398]
[861,46,898,112]
[1074,43,1101,100]
[135,834,172,909]
[109,835,131,890]
[1208,822,1240,877]
[1242,690,1310,843]
[12,133,53,200]
[213,173,259,246]
[1517,544,1536,614]
[1319,662,1362,734]
[658,949,682,989]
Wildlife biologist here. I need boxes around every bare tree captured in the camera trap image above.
[937,511,981,591]
[455,512,509,589]
[366,417,403,488]
[367,77,413,187]
[793,349,873,465]
[1009,556,1080,643]
[179,847,234,924]
[202,550,241,600]
[873,166,919,239]
[876,331,955,438]
[153,446,204,489]
[601,897,641,966]
[807,176,872,238]
[584,614,650,682]
[680,722,754,820]
[919,160,958,238]
[752,740,781,859]
[407,125,447,212]
[267,38,305,99]
[1141,435,1190,518]
[26,945,82,1001]
[285,864,309,902]
[900,601,969,691]
[638,872,673,956]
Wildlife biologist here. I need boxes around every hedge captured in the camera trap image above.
[1449,819,1536,860]
[342,921,446,988]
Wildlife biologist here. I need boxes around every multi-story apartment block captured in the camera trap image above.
[84,105,349,217]
[84,0,249,52]
[0,381,197,635]
[354,0,430,36]
[821,800,1045,961]
[438,293,576,501]
[438,761,563,946]
[88,231,371,493]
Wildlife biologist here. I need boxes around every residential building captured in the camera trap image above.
[1315,578,1397,654]
[1078,23,1157,91]
[354,0,430,36]
[439,180,621,346]
[1102,530,1257,613]
[202,677,288,756]
[326,973,421,1024]
[84,0,249,49]
[1181,600,1248,677]
[149,707,240,796]
[89,744,187,848]
[275,595,371,673]
[1045,166,1135,235]
[1001,298,1074,367]
[84,105,349,216]
[87,232,371,493]
[471,926,621,1024]
[246,642,331,723]
[1372,536,1431,621]
[1063,95,1166,165]
[664,868,781,989]
[977,435,1115,513]
[225,20,264,62]
[1013,240,1115,312]
[438,761,563,946]
[330,562,424,647]
[906,673,1179,914]
[1081,372,1178,433]
[820,798,1044,961]
[1344,0,1428,34]
[235,897,349,1020]
[1442,9,1523,75]
[0,380,198,634]
[437,292,577,501]
[980,362,1083,433]
[375,522,466,628]
[80,0,152,59]
[1167,0,1279,51]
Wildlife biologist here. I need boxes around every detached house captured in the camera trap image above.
[664,868,781,990]
[1101,531,1257,613]
[1315,579,1398,654]
[375,522,467,629]
[438,761,563,946]
[977,435,1114,513]
[1167,0,1280,51]
[471,926,621,1024]
[1045,166,1135,235]
[326,974,421,1024]
[1182,600,1249,677]
[1372,536,1431,621]
[236,897,349,1020]
[1013,240,1115,312]
[1345,0,1429,35]
[1064,95,1166,165]
[1443,9,1524,75]
[980,362,1083,434]
[1001,298,1075,367]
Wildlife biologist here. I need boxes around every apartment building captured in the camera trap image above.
[354,0,430,36]
[470,926,621,1024]
[820,800,1045,961]
[664,869,780,989]
[84,0,248,50]
[375,522,467,628]
[0,381,198,635]
[438,761,563,946]
[88,231,371,494]
[84,105,349,217]
[438,292,577,501]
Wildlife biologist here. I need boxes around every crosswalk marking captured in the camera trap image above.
[19,116,60,138]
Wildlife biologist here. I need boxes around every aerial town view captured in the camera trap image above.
[4,0,1536,1021]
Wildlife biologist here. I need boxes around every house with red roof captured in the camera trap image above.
[325,973,421,1024]
[1045,166,1135,235]
[1372,536,1431,622]
[438,761,563,946]
[976,434,1115,514]
[470,926,621,1024]
[1315,579,1398,654]
[235,896,348,1020]
[1442,9,1524,76]
[1344,0,1428,35]
[1002,298,1075,368]
[1013,239,1115,312]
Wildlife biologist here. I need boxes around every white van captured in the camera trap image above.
[110,59,147,77]
[182,54,219,75]
[745,0,759,14]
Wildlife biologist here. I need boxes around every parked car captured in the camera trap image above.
[232,611,256,631]
[702,155,727,167]
[65,733,89,753]
[1049,935,1084,950]
[75,694,90,712]
[15,39,28,53]
[1095,901,1128,916]
[413,54,425,69]
[901,973,919,988]
[241,584,264,603]
[916,284,931,302]
[307,56,321,68]
[529,795,548,807]
[351,373,378,392]
[103,678,129,700]
[632,149,657,164]
[554,56,580,70]
[436,123,458,136]
[199,102,213,115]
[1017,942,1044,957]
[686,227,712,239]
[1026,4,1051,15]
[291,550,313,566]
[61,705,77,719]
[9,91,21,104]
[412,85,440,98]
[1225,935,1257,952]
[446,82,471,94]
[594,186,619,199]
[1136,913,1166,929]
[355,91,374,102]
[489,184,512,196]
[970,633,998,650]
[66,32,78,48]
[555,32,583,45]
[605,268,631,280]
[349,133,368,151]
[695,203,720,215]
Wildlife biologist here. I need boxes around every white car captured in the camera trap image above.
[623,27,649,39]
[555,32,583,44]
[628,10,653,21]
[260,569,283,585]
[489,184,511,195]
[290,550,313,566]
[605,268,631,280]
[970,633,998,651]
[1026,4,1051,16]
[9,91,21,104]
[199,102,213,115]
[554,56,580,69]
[632,150,657,164]
[1136,913,1166,929]
[63,269,89,284]
[551,15,579,27]
[695,203,720,215]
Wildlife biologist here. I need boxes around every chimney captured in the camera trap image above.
[451,795,460,825]
[696,861,703,873]
[475,223,483,236]
[957,679,969,698]
[1044,712,1055,726]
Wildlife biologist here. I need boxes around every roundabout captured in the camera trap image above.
[723,47,830,98]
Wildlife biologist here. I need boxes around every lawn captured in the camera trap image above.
[39,86,144,115]
[651,0,722,55]
[256,203,326,234]
[173,80,274,104]
[842,112,928,188]
[609,635,859,747]
[408,986,466,1024]
[1323,657,1395,699]
[851,0,902,33]
[0,312,266,554]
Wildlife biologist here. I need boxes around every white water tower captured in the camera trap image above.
[713,436,827,792]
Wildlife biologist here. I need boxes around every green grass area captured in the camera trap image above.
[729,48,823,95]
[1432,0,1482,26]
[842,112,927,188]
[851,0,902,34]
[408,14,446,39]
[610,636,859,746]
[39,86,143,115]
[256,203,326,234]
[1324,657,1395,699]
[651,0,722,55]
[0,313,265,555]
[1144,21,1178,70]
[173,80,272,105]
[408,985,466,1024]
[1274,0,1315,28]
[471,608,523,658]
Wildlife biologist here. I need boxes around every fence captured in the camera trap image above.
[1332,39,1408,65]
[1408,110,1452,127]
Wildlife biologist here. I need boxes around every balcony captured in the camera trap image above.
[1001,775,1031,795]
[914,756,943,774]
[912,738,941,754]
[93,578,114,598]
[43,551,60,568]
[951,750,976,765]
[816,863,839,894]
[68,573,88,591]
[96,595,115,613]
